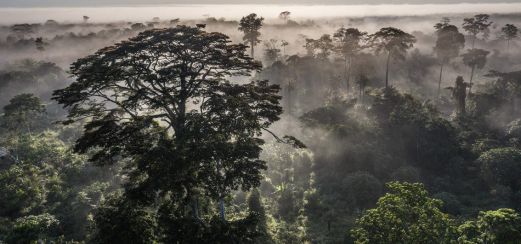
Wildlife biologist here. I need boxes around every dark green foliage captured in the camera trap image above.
[92,194,157,244]
[478,147,521,192]
[248,189,273,244]
[5,214,60,244]
[341,172,382,210]
[458,208,521,243]
[0,132,113,243]
[370,87,460,173]
[351,182,457,244]
[158,201,260,244]
[352,183,521,244]
[1,93,46,133]
[0,164,46,218]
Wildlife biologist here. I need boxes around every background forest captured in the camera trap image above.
[1,9,521,243]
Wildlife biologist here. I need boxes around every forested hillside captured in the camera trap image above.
[0,11,521,243]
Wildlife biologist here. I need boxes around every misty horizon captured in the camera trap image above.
[2,0,521,8]
[1,3,521,24]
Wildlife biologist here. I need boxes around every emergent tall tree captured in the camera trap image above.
[279,11,291,24]
[434,22,465,97]
[53,26,286,242]
[315,34,334,60]
[501,24,519,53]
[369,27,416,88]
[462,14,492,48]
[333,27,367,92]
[239,13,264,58]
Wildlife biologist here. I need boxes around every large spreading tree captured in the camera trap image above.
[53,25,285,242]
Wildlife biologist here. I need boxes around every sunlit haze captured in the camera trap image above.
[0,3,521,24]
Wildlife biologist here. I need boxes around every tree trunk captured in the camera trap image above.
[287,83,292,116]
[216,160,226,221]
[250,40,255,58]
[347,56,352,94]
[437,62,444,98]
[472,35,476,49]
[385,51,391,88]
[192,197,200,220]
[344,57,349,93]
[468,65,475,95]
[359,85,364,103]
[219,198,226,221]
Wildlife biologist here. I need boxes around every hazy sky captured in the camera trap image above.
[2,0,521,7]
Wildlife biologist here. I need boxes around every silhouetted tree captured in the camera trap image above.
[501,24,519,53]
[315,34,334,60]
[263,39,281,64]
[10,24,33,39]
[462,48,489,94]
[279,11,291,23]
[369,27,416,88]
[239,13,264,58]
[356,74,370,102]
[433,17,451,30]
[53,26,284,242]
[304,38,316,57]
[434,21,465,97]
[281,40,289,56]
[248,189,272,243]
[285,55,302,115]
[35,37,47,51]
[448,76,470,115]
[333,27,367,92]
[462,14,492,48]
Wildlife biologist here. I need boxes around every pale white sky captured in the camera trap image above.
[0,3,520,24]
[1,0,520,7]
